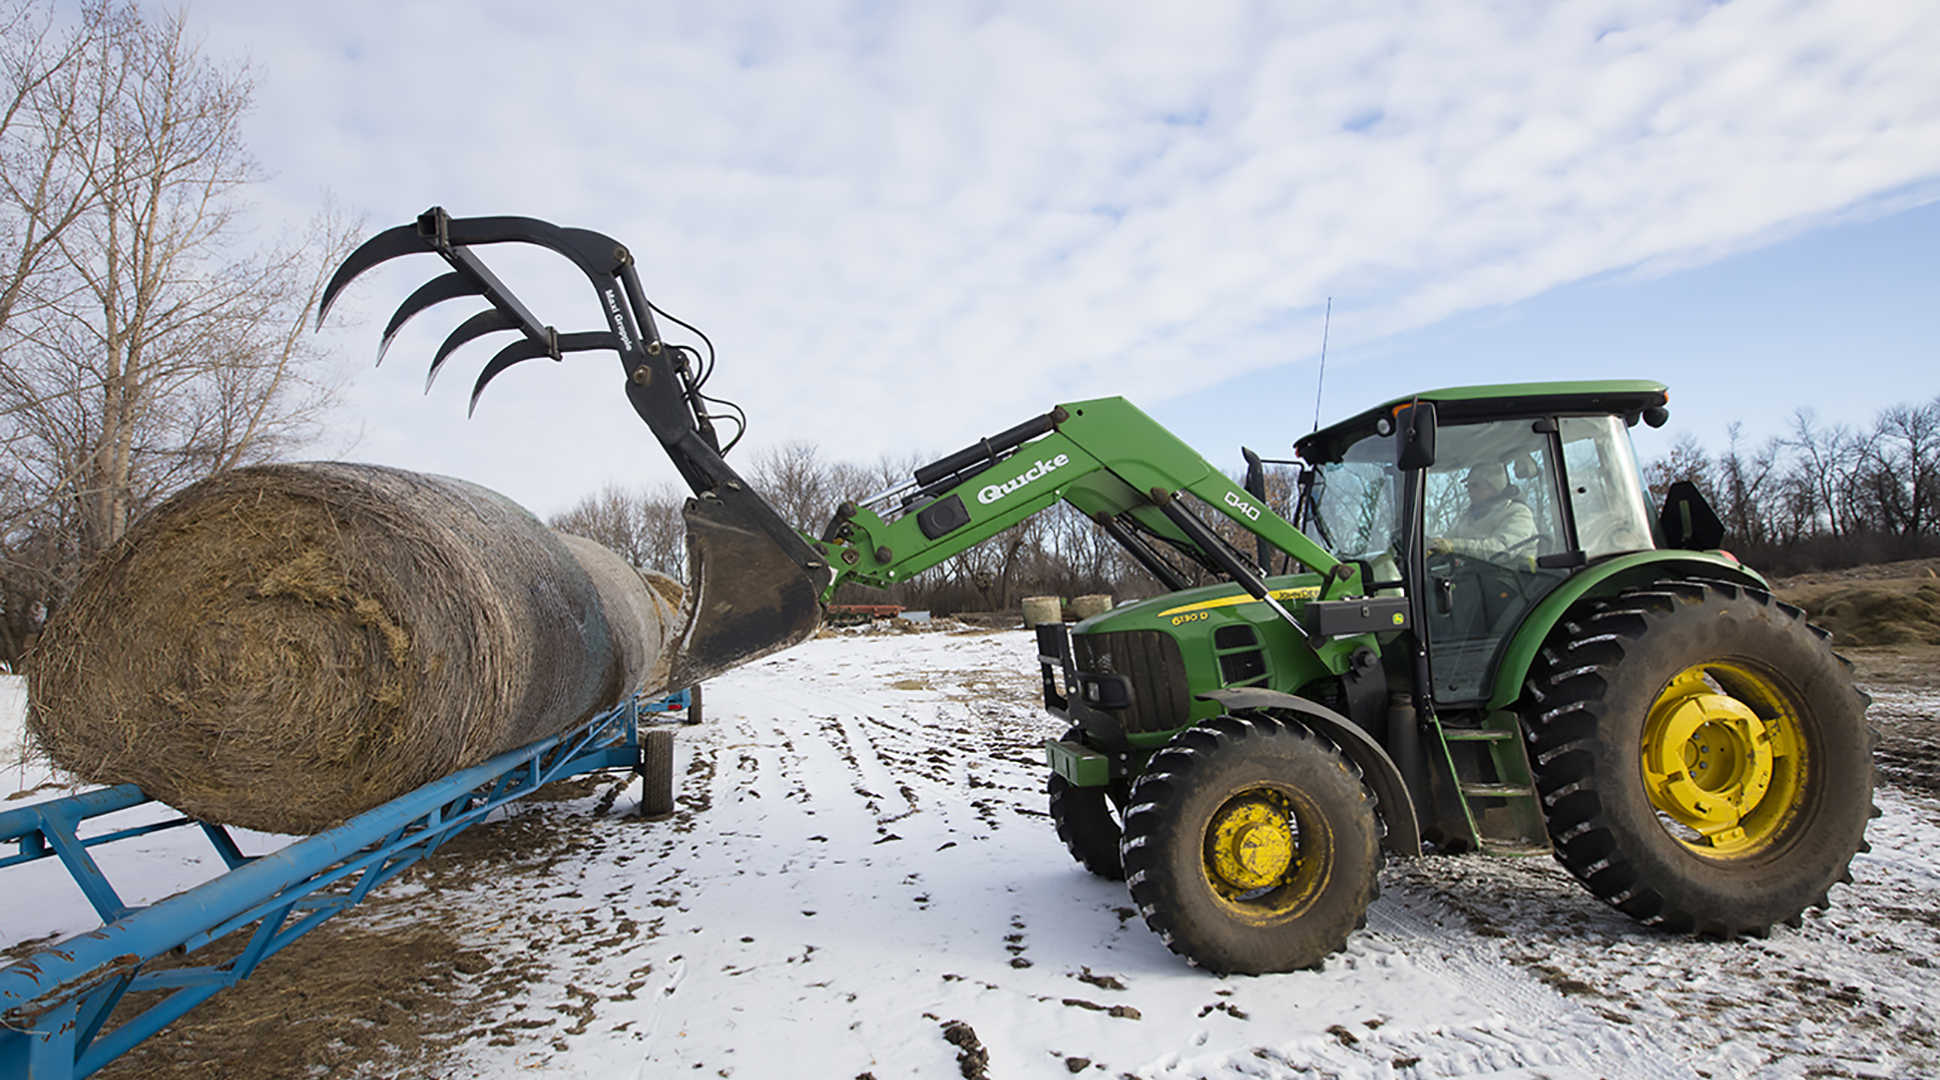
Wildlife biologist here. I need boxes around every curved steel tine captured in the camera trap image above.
[468,331,620,416]
[377,273,483,367]
[469,339,553,415]
[427,310,519,392]
[318,223,432,328]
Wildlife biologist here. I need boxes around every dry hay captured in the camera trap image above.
[26,463,679,834]
[1780,576,1940,648]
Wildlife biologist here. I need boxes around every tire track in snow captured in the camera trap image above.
[1358,893,1701,1080]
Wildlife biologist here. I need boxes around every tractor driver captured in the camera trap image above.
[1428,462,1536,560]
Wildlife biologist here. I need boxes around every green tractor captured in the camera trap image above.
[1029,385,1876,973]
[326,210,1876,976]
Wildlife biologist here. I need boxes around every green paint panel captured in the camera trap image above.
[1046,737,1111,787]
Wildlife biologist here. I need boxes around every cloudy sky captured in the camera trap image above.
[172,0,1939,516]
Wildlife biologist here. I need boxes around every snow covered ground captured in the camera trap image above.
[5,625,1939,1079]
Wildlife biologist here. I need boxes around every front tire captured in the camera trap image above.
[1120,714,1380,974]
[1049,728,1126,880]
[1525,579,1875,935]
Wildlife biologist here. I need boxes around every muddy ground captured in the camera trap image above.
[73,563,1940,1079]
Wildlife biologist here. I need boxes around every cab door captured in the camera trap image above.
[1420,419,1571,704]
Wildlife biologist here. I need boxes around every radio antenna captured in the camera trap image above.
[1311,296,1333,432]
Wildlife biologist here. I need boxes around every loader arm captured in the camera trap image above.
[319,208,830,687]
[321,209,1357,685]
[815,397,1362,619]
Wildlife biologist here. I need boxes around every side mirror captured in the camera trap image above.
[1395,401,1437,471]
[1240,446,1271,572]
[1242,447,1268,501]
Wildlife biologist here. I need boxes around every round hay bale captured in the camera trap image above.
[1070,594,1114,620]
[555,535,681,694]
[26,463,678,834]
[1021,596,1063,629]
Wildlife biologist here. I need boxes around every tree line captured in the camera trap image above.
[0,1,356,666]
[1643,397,1940,576]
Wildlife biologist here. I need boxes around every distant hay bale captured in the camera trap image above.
[26,463,680,834]
[1021,596,1063,629]
[1070,594,1113,620]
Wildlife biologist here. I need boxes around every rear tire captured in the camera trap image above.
[1120,714,1380,974]
[1525,579,1875,935]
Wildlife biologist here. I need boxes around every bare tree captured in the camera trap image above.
[1713,423,1780,549]
[1859,399,1940,540]
[1778,410,1868,542]
[549,481,689,577]
[0,1,116,343]
[747,438,841,534]
[0,1,358,667]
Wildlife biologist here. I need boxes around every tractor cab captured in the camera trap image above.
[1294,381,1668,708]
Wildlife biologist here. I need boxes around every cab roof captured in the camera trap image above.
[1294,379,1670,464]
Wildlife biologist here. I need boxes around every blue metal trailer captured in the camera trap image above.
[0,689,692,1080]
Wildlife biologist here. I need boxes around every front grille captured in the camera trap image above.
[1219,649,1266,685]
[1214,624,1257,650]
[1072,629,1190,734]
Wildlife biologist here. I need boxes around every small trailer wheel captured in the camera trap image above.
[638,728,676,818]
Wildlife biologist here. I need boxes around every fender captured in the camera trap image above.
[1200,687,1421,857]
[1486,550,1766,710]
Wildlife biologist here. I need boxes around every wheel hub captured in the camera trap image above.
[1642,665,1802,855]
[1206,794,1296,892]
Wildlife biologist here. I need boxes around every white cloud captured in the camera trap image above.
[181,0,1940,513]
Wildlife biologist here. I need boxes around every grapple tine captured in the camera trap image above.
[428,310,520,391]
[318,223,433,328]
[468,338,552,414]
[378,273,483,366]
[468,330,620,415]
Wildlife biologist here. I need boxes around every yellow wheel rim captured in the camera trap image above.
[1208,794,1296,891]
[1201,787,1327,921]
[1641,662,1806,858]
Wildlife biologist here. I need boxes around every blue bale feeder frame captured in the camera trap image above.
[0,690,690,1080]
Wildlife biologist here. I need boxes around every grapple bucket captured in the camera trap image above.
[320,208,833,689]
[669,495,825,688]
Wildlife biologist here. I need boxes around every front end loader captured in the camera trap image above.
[324,210,1876,976]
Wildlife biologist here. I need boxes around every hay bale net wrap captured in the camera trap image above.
[27,462,681,834]
[555,533,685,694]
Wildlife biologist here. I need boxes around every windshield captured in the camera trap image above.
[1304,430,1403,564]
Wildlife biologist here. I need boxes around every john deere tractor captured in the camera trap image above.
[326,209,1876,976]
[1027,386,1874,973]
